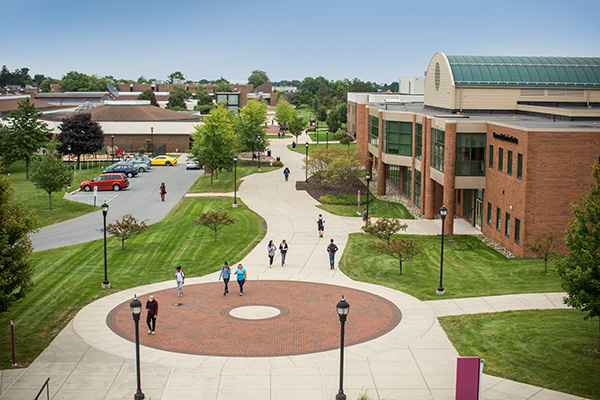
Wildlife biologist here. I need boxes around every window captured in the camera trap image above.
[496,207,501,231]
[386,165,400,189]
[489,145,494,168]
[487,202,492,225]
[369,116,379,147]
[415,124,423,160]
[463,189,473,223]
[498,148,504,172]
[514,218,521,244]
[456,133,486,176]
[507,151,513,176]
[414,170,421,207]
[403,167,412,199]
[505,213,511,238]
[517,153,523,179]
[457,189,461,205]
[431,128,445,172]
[385,121,412,156]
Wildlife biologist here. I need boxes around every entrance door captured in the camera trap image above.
[475,198,483,229]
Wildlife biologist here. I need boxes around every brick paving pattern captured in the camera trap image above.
[107,281,402,357]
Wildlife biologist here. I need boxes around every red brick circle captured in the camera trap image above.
[107,281,401,357]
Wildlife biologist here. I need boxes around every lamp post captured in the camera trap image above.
[129,296,145,400]
[111,135,114,159]
[257,133,261,172]
[326,130,329,149]
[437,205,448,295]
[365,172,371,224]
[336,296,350,400]
[233,155,238,208]
[316,120,319,144]
[67,145,72,188]
[101,202,110,289]
[150,127,154,157]
[305,142,309,183]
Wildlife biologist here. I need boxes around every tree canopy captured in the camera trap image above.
[170,85,192,99]
[0,65,33,87]
[237,99,267,152]
[137,89,159,107]
[56,113,104,167]
[167,71,185,83]
[248,70,270,88]
[214,77,233,92]
[194,85,215,114]
[166,93,187,111]
[29,148,72,210]
[275,100,295,126]
[105,214,149,250]
[59,71,116,92]
[326,109,341,135]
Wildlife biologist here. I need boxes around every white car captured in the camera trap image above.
[186,160,201,169]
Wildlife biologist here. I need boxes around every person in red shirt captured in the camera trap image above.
[146,295,158,334]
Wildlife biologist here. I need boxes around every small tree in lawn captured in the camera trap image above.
[29,148,72,210]
[525,232,559,273]
[193,210,236,241]
[362,217,408,244]
[556,162,600,352]
[105,214,149,250]
[326,109,341,135]
[370,237,421,274]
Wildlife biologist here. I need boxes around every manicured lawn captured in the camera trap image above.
[440,310,600,399]
[188,166,280,193]
[0,196,265,369]
[288,142,356,154]
[340,233,563,301]
[3,161,113,226]
[318,198,413,219]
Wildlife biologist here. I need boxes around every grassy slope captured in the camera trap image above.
[188,166,279,193]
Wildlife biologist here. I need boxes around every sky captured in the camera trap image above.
[1,0,599,85]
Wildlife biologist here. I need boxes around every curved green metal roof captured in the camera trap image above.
[446,55,600,88]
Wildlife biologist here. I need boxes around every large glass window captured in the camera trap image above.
[498,148,504,172]
[369,116,379,147]
[517,153,523,179]
[414,170,421,207]
[496,207,501,231]
[403,166,412,199]
[507,150,513,176]
[431,128,445,172]
[514,218,521,244]
[487,202,492,225]
[505,212,511,238]
[489,145,494,168]
[387,165,400,189]
[456,133,486,176]
[415,123,423,160]
[463,189,473,223]
[386,121,412,156]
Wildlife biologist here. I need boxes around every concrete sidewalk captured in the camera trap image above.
[0,138,586,400]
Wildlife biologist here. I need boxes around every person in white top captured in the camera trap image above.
[174,265,185,296]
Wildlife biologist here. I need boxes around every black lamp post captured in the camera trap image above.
[437,205,448,295]
[326,130,329,149]
[305,142,309,183]
[365,172,371,224]
[336,296,350,400]
[111,135,114,158]
[101,202,110,289]
[150,127,154,157]
[233,155,238,208]
[129,295,145,400]
[67,145,72,188]
[257,133,261,172]
[316,120,319,144]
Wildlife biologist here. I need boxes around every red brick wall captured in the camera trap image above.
[443,123,457,235]
[107,134,190,153]
[356,103,370,169]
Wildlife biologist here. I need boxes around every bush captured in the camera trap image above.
[272,160,283,167]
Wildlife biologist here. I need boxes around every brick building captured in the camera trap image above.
[349,52,600,256]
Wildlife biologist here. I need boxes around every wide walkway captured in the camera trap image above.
[0,135,583,400]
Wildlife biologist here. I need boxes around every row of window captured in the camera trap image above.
[487,202,521,245]
[489,145,523,179]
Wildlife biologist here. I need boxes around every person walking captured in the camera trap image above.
[327,239,339,270]
[267,240,277,267]
[235,263,247,296]
[159,182,167,202]
[283,167,290,181]
[362,207,369,226]
[317,214,325,238]
[279,240,288,266]
[145,295,158,335]
[219,261,231,295]
[174,265,185,296]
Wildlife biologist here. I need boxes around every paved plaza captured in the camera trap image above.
[0,132,584,400]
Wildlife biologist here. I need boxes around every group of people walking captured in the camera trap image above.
[219,261,247,296]
[267,239,289,267]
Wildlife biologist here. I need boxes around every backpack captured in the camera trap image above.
[327,243,338,253]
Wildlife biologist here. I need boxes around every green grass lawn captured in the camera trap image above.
[318,198,413,219]
[340,233,563,300]
[440,310,600,399]
[188,166,279,193]
[288,142,356,154]
[0,196,265,369]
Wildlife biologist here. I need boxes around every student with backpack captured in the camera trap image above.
[327,239,338,269]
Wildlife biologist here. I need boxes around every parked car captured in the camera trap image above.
[104,164,139,178]
[186,159,201,169]
[119,159,150,172]
[80,173,129,191]
[130,155,152,165]
[151,155,178,166]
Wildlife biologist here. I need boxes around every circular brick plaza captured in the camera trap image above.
[107,281,402,357]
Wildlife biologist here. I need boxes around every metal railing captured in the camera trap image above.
[33,377,50,400]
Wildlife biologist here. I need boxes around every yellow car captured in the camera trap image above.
[150,155,178,166]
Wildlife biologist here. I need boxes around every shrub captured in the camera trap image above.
[272,160,283,167]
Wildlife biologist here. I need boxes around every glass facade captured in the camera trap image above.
[517,153,523,179]
[487,202,492,225]
[496,207,501,231]
[463,189,473,222]
[414,170,421,207]
[369,116,379,147]
[385,121,412,156]
[498,148,504,172]
[507,150,513,176]
[415,123,423,160]
[456,133,486,176]
[514,218,521,244]
[431,128,445,172]
[387,165,400,189]
[489,145,494,168]
[403,166,412,199]
[505,212,511,237]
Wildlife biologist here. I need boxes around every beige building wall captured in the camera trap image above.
[424,52,455,110]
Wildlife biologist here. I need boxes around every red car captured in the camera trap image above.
[80,173,129,191]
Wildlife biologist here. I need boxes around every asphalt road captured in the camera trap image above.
[31,154,203,252]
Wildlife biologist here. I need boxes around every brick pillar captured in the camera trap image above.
[423,117,435,219]
[377,111,386,195]
[410,114,416,205]
[443,122,457,235]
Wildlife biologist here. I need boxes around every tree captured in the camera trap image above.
[192,210,236,241]
[167,71,185,84]
[340,135,355,146]
[0,98,51,179]
[287,112,306,142]
[237,99,267,152]
[105,214,149,250]
[248,70,270,88]
[0,66,33,87]
[305,147,361,194]
[194,85,215,114]
[326,109,341,135]
[137,89,159,107]
[33,74,46,87]
[275,100,295,126]
[191,104,238,186]
[59,71,116,92]
[29,149,72,210]
[317,106,327,122]
[39,77,59,92]
[170,85,192,99]
[370,237,421,274]
[556,162,600,352]
[362,217,408,244]
[0,164,41,313]
[166,93,187,111]
[346,77,377,93]
[525,232,559,273]
[214,77,233,92]
[56,113,104,169]
[337,103,348,124]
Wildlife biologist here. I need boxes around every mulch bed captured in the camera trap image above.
[296,176,367,202]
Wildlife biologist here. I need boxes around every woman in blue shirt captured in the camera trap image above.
[219,261,231,295]
[235,264,247,296]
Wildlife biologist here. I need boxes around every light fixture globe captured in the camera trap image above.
[365,172,371,182]
[336,296,349,317]
[233,155,238,162]
[130,296,142,316]
[101,202,109,214]
[440,205,448,218]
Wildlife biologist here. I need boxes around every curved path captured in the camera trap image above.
[1,135,583,400]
